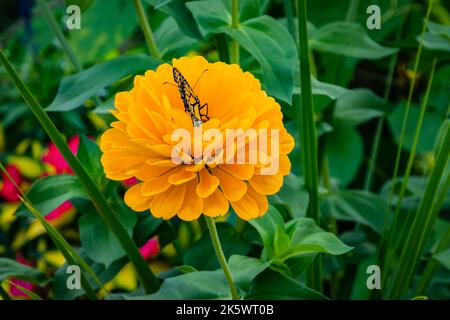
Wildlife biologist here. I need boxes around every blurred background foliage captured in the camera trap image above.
[0,0,449,300]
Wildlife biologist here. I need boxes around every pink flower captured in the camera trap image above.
[42,135,79,174]
[0,165,22,202]
[45,200,73,221]
[9,253,36,298]
[123,177,139,187]
[139,237,160,261]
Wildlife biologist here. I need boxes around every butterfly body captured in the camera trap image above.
[172,67,209,127]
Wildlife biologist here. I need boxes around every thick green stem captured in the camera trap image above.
[36,0,82,71]
[0,50,160,294]
[296,0,322,292]
[133,0,162,59]
[230,0,239,64]
[205,216,239,300]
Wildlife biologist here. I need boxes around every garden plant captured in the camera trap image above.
[0,0,449,302]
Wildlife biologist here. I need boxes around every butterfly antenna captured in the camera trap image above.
[163,81,178,87]
[192,69,209,90]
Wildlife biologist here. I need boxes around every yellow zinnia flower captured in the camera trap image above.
[100,56,294,221]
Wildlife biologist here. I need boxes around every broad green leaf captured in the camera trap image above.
[77,134,105,188]
[335,89,387,126]
[429,65,450,114]
[186,0,230,36]
[183,223,251,270]
[145,0,202,39]
[270,174,309,218]
[310,22,398,59]
[65,0,94,11]
[327,125,363,185]
[248,206,284,252]
[246,269,327,300]
[277,218,353,260]
[419,33,450,52]
[434,249,450,271]
[321,190,388,233]
[219,16,297,103]
[78,195,137,267]
[419,21,450,53]
[68,0,138,63]
[129,271,230,299]
[15,174,86,218]
[187,1,297,103]
[228,255,271,292]
[53,256,127,300]
[388,102,442,153]
[427,21,450,37]
[46,54,160,112]
[0,258,48,285]
[154,17,197,59]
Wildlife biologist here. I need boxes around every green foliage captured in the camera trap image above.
[0,0,448,302]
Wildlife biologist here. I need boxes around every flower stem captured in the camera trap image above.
[205,216,239,300]
[230,0,239,64]
[36,0,82,72]
[133,0,162,59]
[296,0,322,292]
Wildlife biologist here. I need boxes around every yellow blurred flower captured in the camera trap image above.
[100,56,294,221]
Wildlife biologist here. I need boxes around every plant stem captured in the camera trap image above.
[414,219,450,295]
[36,0,82,71]
[230,0,239,64]
[384,59,437,275]
[0,284,11,300]
[387,123,450,299]
[296,0,322,292]
[0,50,160,294]
[205,216,239,300]
[364,52,398,191]
[133,0,162,59]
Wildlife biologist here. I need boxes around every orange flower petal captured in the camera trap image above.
[178,180,203,221]
[203,189,229,217]
[212,168,247,201]
[196,169,219,198]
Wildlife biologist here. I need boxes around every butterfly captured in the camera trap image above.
[168,67,209,127]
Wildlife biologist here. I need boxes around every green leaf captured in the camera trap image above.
[321,190,388,233]
[0,258,48,285]
[65,0,95,11]
[79,195,137,267]
[334,89,386,126]
[270,174,309,218]
[77,134,105,188]
[46,54,160,112]
[15,174,86,218]
[388,102,442,153]
[145,0,202,39]
[310,22,398,59]
[68,0,139,63]
[434,249,450,271]
[327,125,363,185]
[53,257,127,300]
[219,16,297,103]
[248,206,284,253]
[419,21,450,53]
[228,255,271,292]
[277,218,352,260]
[187,1,297,103]
[129,271,231,299]
[154,17,197,59]
[246,269,327,300]
[183,223,251,270]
